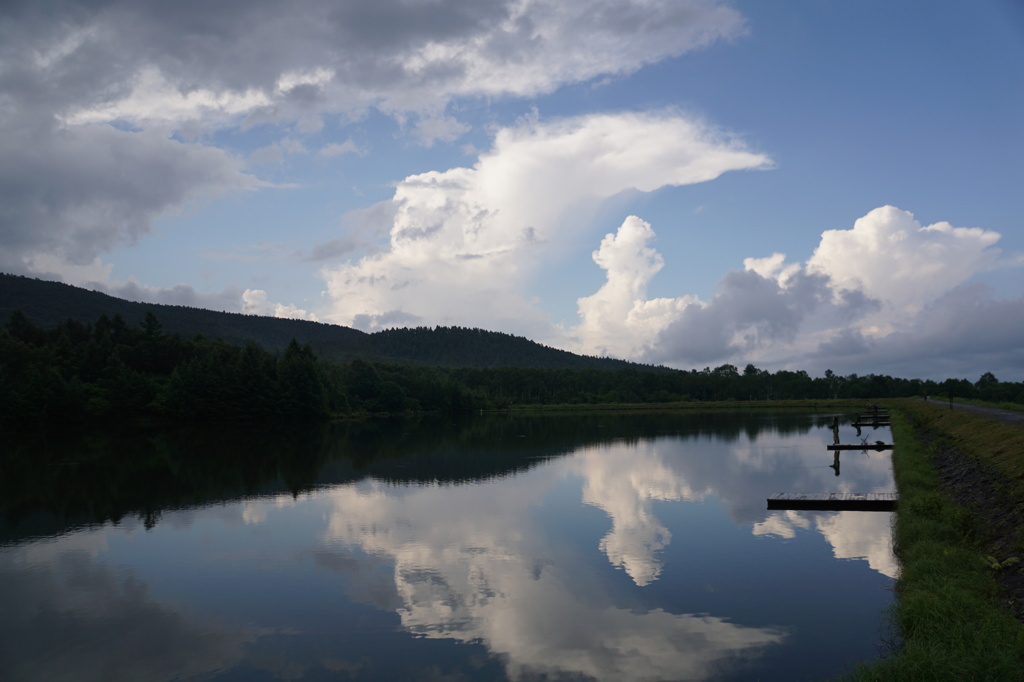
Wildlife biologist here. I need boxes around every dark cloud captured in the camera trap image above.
[648,268,833,366]
[93,280,247,311]
[3,0,742,125]
[832,286,881,318]
[0,122,259,267]
[325,0,510,52]
[814,328,872,358]
[648,271,1024,380]
[645,268,1024,380]
[351,309,423,331]
[848,285,1024,379]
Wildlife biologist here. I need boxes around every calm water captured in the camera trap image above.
[0,411,896,681]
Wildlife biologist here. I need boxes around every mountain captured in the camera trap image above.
[368,326,635,370]
[0,273,369,359]
[0,273,638,370]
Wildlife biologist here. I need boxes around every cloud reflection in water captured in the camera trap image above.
[322,447,788,682]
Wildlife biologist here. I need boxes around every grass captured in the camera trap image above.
[843,400,1024,680]
[904,399,1024,500]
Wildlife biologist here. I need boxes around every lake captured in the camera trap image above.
[0,410,896,681]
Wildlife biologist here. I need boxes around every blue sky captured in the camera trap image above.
[2,0,1022,379]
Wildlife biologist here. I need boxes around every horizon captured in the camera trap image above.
[1,1,1021,380]
[3,270,1011,385]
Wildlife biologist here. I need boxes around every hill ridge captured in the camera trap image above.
[0,273,639,370]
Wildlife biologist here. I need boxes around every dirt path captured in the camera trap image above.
[920,398,1024,428]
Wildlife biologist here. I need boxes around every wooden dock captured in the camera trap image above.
[852,420,891,427]
[827,440,892,446]
[767,492,897,511]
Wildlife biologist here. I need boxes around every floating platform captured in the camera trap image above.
[852,420,891,427]
[767,492,897,511]
[827,443,892,451]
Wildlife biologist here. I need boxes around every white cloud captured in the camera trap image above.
[743,252,800,287]
[242,288,318,321]
[806,206,1000,317]
[62,66,273,128]
[567,206,1016,378]
[320,111,770,333]
[570,215,838,363]
[575,216,699,359]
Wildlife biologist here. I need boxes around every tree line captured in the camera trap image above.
[2,310,1021,425]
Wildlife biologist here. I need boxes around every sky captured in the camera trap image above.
[1,0,1022,380]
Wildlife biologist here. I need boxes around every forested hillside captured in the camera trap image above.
[369,326,634,369]
[4,308,1023,426]
[4,275,1022,426]
[0,274,633,370]
[0,273,368,357]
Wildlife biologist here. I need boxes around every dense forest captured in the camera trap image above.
[3,308,1021,425]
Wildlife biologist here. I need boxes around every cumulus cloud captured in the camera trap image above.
[806,205,1001,318]
[575,216,699,359]
[577,206,1017,378]
[241,288,319,321]
[320,111,770,332]
[572,215,841,362]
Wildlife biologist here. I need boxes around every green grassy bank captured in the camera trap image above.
[846,399,1024,680]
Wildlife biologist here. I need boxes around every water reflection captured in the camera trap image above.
[577,443,709,585]
[0,412,895,681]
[321,468,786,681]
[0,539,253,682]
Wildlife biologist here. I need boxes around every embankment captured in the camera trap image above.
[846,399,1024,680]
